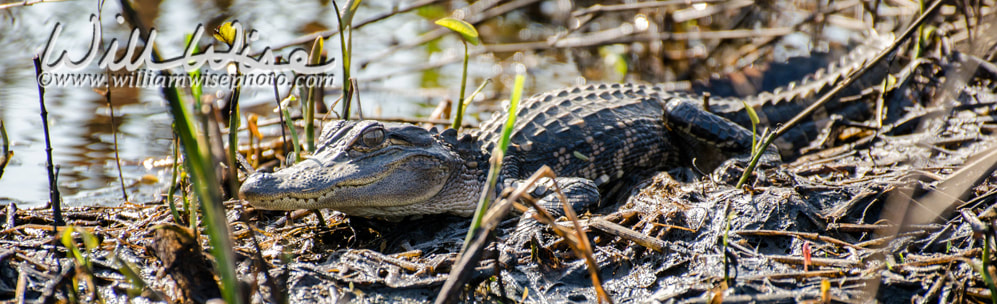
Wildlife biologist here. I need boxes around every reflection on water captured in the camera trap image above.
[0,1,181,206]
[0,71,175,206]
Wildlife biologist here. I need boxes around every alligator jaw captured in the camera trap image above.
[238,120,463,217]
[239,154,449,211]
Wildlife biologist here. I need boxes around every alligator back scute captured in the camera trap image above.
[717,33,893,125]
[707,33,894,155]
[479,83,678,187]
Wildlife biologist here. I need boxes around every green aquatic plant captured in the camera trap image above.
[332,0,362,122]
[462,72,524,251]
[281,95,303,163]
[214,21,245,196]
[435,17,480,131]
[304,36,323,153]
[61,226,102,303]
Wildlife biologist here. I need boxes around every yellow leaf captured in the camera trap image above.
[213,21,240,46]
[435,17,480,45]
[742,100,760,127]
[248,113,263,140]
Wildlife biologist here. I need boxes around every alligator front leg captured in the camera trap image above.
[666,99,784,186]
[665,98,758,155]
[504,177,600,251]
[664,98,782,171]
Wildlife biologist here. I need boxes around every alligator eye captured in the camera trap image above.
[360,128,385,148]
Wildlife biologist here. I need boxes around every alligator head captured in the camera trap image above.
[239,120,472,217]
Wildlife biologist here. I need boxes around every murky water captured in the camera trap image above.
[0,1,169,206]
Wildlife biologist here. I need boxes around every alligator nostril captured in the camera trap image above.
[240,172,274,198]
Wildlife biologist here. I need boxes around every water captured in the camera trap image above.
[0,1,177,206]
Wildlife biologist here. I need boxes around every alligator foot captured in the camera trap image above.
[504,177,600,254]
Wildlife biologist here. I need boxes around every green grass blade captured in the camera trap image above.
[741,100,759,152]
[304,36,323,152]
[114,252,148,298]
[453,79,490,129]
[332,0,357,121]
[450,41,470,130]
[61,227,86,268]
[436,17,481,131]
[162,78,242,304]
[499,74,525,151]
[183,34,203,103]
[463,79,490,109]
[281,96,302,163]
[982,234,997,303]
[462,72,525,251]
[167,137,183,224]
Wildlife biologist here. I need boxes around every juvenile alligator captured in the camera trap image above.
[239,34,892,218]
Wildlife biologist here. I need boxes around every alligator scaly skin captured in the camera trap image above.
[239,33,893,218]
[708,34,894,154]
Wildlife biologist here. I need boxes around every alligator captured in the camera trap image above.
[239,33,893,220]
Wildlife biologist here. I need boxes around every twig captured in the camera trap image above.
[0,0,68,10]
[671,0,753,23]
[259,0,447,55]
[357,0,540,67]
[735,229,862,249]
[854,230,928,248]
[32,56,63,227]
[572,0,723,17]
[271,72,290,158]
[767,255,862,268]
[361,27,794,83]
[740,269,848,281]
[104,76,129,203]
[510,167,612,303]
[434,170,533,304]
[919,263,950,304]
[245,223,284,304]
[95,7,129,203]
[900,249,981,267]
[590,217,666,252]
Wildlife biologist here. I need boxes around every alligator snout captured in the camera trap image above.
[238,172,278,202]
